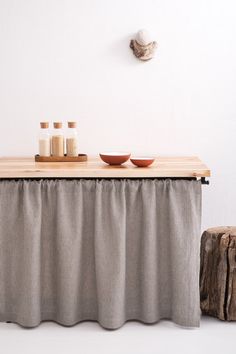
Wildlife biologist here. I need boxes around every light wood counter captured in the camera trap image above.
[0,156,210,179]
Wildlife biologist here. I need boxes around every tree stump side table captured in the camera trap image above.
[200,226,236,321]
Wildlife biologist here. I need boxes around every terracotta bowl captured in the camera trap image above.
[130,157,155,167]
[99,152,131,165]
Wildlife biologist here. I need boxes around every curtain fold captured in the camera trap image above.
[0,179,201,328]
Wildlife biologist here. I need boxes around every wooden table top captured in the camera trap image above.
[0,156,210,179]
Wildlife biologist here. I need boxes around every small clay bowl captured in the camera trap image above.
[130,157,155,167]
[99,152,131,165]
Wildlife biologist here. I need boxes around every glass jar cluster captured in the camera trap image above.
[39,122,79,157]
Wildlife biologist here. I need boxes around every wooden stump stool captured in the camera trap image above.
[200,226,236,320]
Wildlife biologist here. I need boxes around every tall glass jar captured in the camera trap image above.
[39,122,51,156]
[66,121,79,156]
[51,122,64,157]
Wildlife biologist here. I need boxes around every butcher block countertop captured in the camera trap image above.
[0,156,210,179]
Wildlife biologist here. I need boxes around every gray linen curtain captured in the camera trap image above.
[0,179,201,328]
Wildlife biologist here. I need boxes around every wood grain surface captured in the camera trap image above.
[0,156,211,179]
[200,227,236,321]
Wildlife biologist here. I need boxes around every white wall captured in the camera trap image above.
[0,0,235,230]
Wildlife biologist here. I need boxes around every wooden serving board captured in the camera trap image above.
[35,154,87,162]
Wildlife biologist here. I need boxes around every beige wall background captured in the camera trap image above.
[0,0,235,230]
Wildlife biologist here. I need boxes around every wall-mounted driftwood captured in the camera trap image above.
[130,29,157,61]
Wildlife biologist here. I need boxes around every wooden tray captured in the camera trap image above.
[35,154,88,162]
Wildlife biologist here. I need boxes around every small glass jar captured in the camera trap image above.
[39,122,51,156]
[66,122,79,156]
[51,122,64,157]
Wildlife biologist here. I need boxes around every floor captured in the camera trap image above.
[0,316,234,354]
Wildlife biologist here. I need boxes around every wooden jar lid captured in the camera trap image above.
[40,122,49,129]
[68,121,77,128]
[53,122,62,129]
